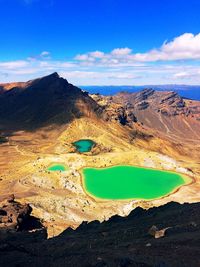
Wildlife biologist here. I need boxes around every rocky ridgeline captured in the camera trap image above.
[93,88,200,121]
[116,89,200,118]
[1,73,200,133]
[132,90,200,142]
[129,89,200,118]
[91,89,200,144]
[0,201,200,266]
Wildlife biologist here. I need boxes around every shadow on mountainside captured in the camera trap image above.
[0,73,102,133]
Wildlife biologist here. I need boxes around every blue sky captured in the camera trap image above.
[1,0,200,85]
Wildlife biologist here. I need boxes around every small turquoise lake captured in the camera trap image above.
[73,139,96,153]
[47,164,68,172]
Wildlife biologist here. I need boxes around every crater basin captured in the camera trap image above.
[73,139,96,153]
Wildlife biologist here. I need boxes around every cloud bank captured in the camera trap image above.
[1,33,200,85]
[75,33,200,66]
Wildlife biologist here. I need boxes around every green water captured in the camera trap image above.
[82,165,186,200]
[73,139,96,153]
[47,164,68,172]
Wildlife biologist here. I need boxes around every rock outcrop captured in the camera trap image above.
[0,195,31,230]
[0,195,44,232]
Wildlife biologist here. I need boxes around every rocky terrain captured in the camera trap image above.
[91,88,200,144]
[0,200,200,267]
[0,72,200,241]
[0,195,44,232]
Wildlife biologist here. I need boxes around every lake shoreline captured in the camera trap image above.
[80,164,193,202]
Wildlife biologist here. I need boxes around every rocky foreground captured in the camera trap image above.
[0,198,200,267]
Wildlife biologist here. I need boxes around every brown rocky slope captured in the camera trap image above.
[91,88,200,144]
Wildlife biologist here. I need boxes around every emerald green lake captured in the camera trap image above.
[73,139,96,153]
[82,165,187,200]
[47,164,68,172]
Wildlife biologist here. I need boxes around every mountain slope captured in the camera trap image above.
[92,89,200,144]
[0,72,102,131]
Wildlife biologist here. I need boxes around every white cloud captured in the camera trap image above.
[75,33,200,66]
[173,69,200,80]
[27,51,51,61]
[111,47,132,56]
[0,61,28,69]
[60,71,139,80]
[75,54,89,61]
[162,33,200,54]
[89,51,105,58]
[133,33,200,62]
[59,70,142,85]
[1,57,200,85]
[40,51,51,57]
[174,72,189,79]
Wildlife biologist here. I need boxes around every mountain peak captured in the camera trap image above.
[26,72,67,89]
[0,72,101,130]
[36,72,60,82]
[46,72,59,78]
